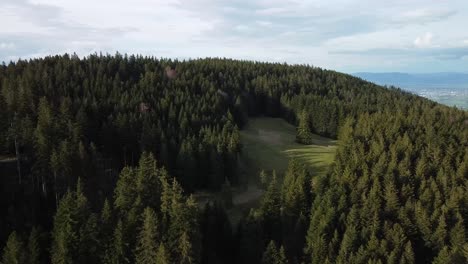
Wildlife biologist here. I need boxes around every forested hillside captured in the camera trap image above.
[0,54,466,263]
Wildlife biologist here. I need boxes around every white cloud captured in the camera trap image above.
[395,8,456,25]
[256,20,272,27]
[0,42,15,49]
[255,7,288,15]
[234,25,251,32]
[1,0,468,72]
[414,32,433,48]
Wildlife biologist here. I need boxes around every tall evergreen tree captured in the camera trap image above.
[296,110,313,144]
[26,228,41,264]
[135,207,160,264]
[2,231,25,264]
[261,241,279,264]
[155,243,170,264]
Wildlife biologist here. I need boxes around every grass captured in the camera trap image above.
[240,117,337,178]
[195,117,338,225]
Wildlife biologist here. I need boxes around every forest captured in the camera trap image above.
[0,54,467,264]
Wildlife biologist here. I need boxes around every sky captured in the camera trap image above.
[1,0,468,73]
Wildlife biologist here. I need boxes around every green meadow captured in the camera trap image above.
[240,117,337,178]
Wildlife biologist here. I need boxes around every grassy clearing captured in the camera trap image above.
[195,117,338,225]
[240,117,337,178]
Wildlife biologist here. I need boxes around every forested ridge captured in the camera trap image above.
[0,54,466,263]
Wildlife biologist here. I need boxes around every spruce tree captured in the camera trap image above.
[108,219,128,264]
[51,192,77,264]
[296,110,313,144]
[179,231,194,264]
[135,207,159,264]
[155,243,170,264]
[278,246,288,264]
[260,171,281,217]
[51,179,91,264]
[432,247,452,264]
[26,228,41,264]
[400,241,414,264]
[2,231,25,264]
[136,152,161,209]
[261,241,279,264]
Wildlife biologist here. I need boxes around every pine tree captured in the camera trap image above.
[278,246,288,264]
[51,192,77,264]
[135,207,159,264]
[26,228,41,264]
[109,219,128,264]
[282,160,310,217]
[34,97,55,194]
[261,241,279,264]
[432,246,452,264]
[51,179,91,264]
[260,171,281,218]
[2,231,25,264]
[296,110,313,144]
[432,214,447,250]
[101,198,113,233]
[400,241,414,264]
[114,167,137,215]
[136,152,161,209]
[179,231,194,264]
[384,180,399,214]
[79,213,99,263]
[155,243,170,264]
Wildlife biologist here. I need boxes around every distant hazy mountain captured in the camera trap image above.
[353,72,468,109]
[353,72,468,88]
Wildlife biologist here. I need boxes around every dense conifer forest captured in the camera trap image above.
[0,54,467,263]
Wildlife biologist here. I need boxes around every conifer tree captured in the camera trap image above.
[114,167,137,215]
[107,219,128,264]
[51,192,77,264]
[278,246,288,264]
[135,207,159,264]
[26,228,41,264]
[34,97,55,194]
[260,171,281,218]
[51,179,91,264]
[296,110,313,144]
[136,152,161,209]
[79,213,99,263]
[261,240,288,264]
[101,198,113,235]
[179,231,194,264]
[2,231,25,264]
[261,241,279,264]
[400,241,414,264]
[155,243,170,264]
[432,247,452,264]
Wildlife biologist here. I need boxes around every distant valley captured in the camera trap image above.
[353,72,468,109]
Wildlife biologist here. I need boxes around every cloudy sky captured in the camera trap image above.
[1,0,467,73]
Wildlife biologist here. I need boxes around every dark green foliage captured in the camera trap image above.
[155,243,170,264]
[2,231,25,264]
[26,228,41,264]
[296,110,313,144]
[0,55,466,264]
[261,241,288,264]
[262,241,279,264]
[103,219,127,264]
[135,207,159,264]
[51,179,98,264]
[304,107,467,264]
